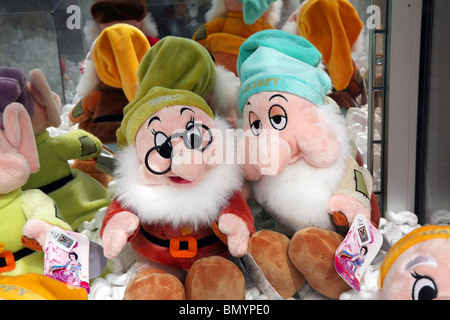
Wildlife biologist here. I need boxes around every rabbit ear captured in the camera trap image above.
[3,102,40,173]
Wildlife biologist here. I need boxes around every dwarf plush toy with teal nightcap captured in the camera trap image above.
[237,30,380,299]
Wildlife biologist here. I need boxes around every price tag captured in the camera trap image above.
[335,215,382,292]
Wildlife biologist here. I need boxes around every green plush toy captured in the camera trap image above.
[21,69,111,230]
[0,102,72,276]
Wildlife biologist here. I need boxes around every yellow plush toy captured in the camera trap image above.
[0,273,87,300]
[379,225,450,300]
[70,23,150,186]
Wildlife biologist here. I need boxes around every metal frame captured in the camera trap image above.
[384,0,423,213]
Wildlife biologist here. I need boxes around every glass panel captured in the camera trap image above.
[0,10,64,99]
[147,0,210,38]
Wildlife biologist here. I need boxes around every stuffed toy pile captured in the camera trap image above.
[2,0,429,302]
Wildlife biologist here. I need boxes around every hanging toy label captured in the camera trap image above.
[44,227,90,293]
[335,214,382,292]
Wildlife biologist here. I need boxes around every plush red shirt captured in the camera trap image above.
[100,191,254,271]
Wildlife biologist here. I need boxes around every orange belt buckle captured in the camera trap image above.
[170,236,197,258]
[0,250,16,273]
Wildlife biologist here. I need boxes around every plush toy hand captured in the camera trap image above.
[22,219,57,247]
[328,194,371,226]
[218,214,250,257]
[102,211,140,259]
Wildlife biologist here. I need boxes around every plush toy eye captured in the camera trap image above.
[411,272,437,300]
[154,132,172,159]
[269,105,287,131]
[185,125,203,150]
[249,111,262,136]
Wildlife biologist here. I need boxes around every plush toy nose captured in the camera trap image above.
[171,148,207,182]
[240,129,292,176]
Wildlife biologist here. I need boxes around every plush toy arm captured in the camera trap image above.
[100,199,140,259]
[21,189,72,247]
[21,189,71,229]
[101,211,140,259]
[52,129,102,161]
[69,90,101,124]
[217,191,255,257]
[218,214,250,257]
[328,156,373,226]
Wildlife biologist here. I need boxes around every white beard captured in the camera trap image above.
[252,103,351,234]
[113,118,243,230]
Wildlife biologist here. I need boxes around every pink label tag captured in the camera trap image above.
[335,215,382,292]
[44,227,90,293]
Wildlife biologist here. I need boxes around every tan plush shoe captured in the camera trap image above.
[123,269,186,300]
[288,227,350,299]
[185,256,245,300]
[248,230,305,299]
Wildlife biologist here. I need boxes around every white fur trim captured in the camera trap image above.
[281,20,299,35]
[114,117,243,230]
[261,0,283,26]
[205,0,226,22]
[76,58,99,99]
[83,20,101,46]
[209,65,240,116]
[141,14,159,38]
[252,103,350,234]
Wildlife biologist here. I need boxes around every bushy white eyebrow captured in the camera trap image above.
[405,256,437,271]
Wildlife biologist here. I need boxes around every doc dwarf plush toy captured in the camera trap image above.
[100,86,255,300]
[282,0,367,110]
[379,225,450,300]
[70,23,150,186]
[0,102,72,277]
[193,0,282,76]
[237,30,378,299]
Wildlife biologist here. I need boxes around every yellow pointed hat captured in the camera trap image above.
[93,23,150,102]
